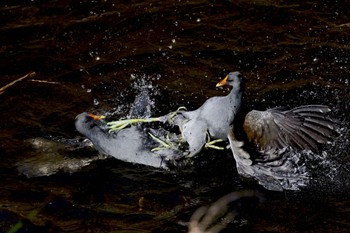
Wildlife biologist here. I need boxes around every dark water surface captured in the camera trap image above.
[1,0,350,232]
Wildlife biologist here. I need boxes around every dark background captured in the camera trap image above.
[0,1,349,232]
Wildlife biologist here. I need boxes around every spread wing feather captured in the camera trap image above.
[243,105,336,152]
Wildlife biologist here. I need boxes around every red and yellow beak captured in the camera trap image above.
[216,75,228,87]
[87,113,106,121]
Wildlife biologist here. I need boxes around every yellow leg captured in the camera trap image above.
[204,131,225,150]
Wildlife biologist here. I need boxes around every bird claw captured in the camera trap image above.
[204,139,225,150]
[107,117,161,132]
[206,138,225,145]
[204,132,225,150]
[148,132,172,150]
[148,131,187,155]
[164,106,187,125]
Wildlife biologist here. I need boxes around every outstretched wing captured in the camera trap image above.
[243,105,337,152]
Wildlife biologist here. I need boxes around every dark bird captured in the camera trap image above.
[168,72,337,162]
[75,113,173,169]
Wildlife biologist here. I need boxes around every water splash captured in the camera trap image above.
[313,125,350,190]
[106,74,161,119]
[127,74,160,118]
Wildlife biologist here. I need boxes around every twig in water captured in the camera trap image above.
[28,79,60,85]
[188,190,259,233]
[338,23,350,27]
[0,72,36,95]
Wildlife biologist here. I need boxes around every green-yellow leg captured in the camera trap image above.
[148,132,171,151]
[107,117,161,132]
[204,131,225,150]
[168,106,187,124]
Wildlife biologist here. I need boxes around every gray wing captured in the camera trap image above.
[243,105,337,152]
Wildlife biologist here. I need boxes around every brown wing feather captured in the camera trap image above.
[243,105,337,152]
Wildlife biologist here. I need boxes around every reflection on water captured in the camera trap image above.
[1,0,350,232]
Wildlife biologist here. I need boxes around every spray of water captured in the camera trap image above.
[127,74,160,118]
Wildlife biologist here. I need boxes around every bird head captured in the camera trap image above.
[216,71,244,88]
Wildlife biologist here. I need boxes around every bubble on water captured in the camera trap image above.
[93,99,99,106]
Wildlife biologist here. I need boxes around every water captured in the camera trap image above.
[1,0,350,232]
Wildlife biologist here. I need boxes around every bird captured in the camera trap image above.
[164,71,244,156]
[165,71,337,161]
[75,112,174,169]
[75,71,337,190]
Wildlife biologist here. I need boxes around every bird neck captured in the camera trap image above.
[228,83,243,101]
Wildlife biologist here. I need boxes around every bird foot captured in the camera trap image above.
[107,117,161,132]
[148,132,172,151]
[148,131,186,154]
[204,131,225,150]
[169,106,187,120]
[159,106,187,125]
[204,139,225,150]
